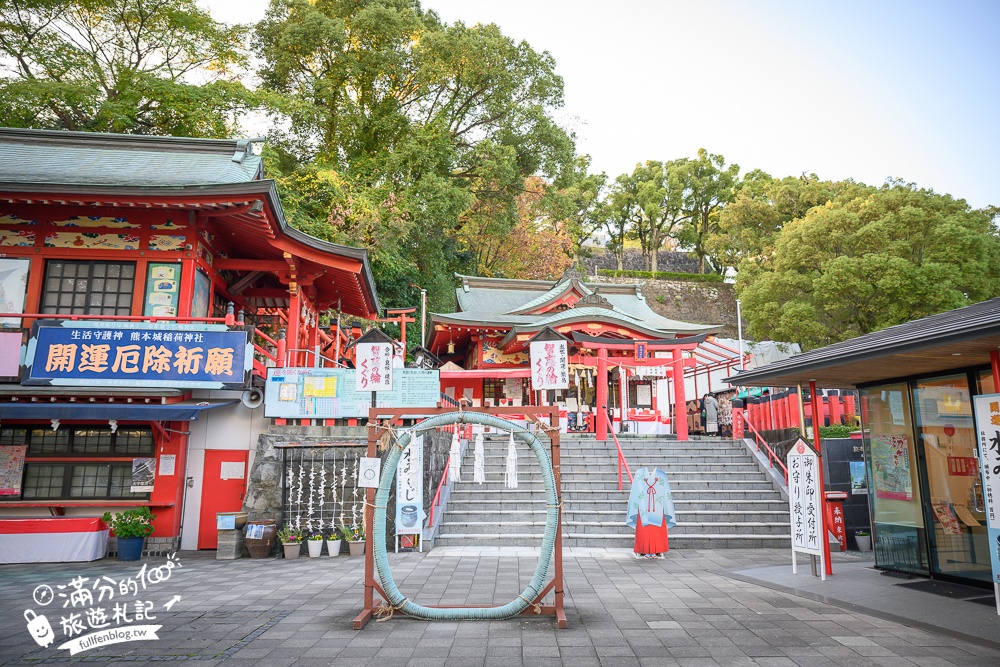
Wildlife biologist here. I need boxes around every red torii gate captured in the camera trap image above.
[570,333,707,441]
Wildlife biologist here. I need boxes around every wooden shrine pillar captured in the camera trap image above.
[672,348,688,439]
[596,348,609,441]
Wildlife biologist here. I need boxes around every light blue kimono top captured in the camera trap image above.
[626,467,676,529]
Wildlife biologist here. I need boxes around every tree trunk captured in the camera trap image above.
[651,227,659,274]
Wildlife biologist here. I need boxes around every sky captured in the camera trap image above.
[204,0,1000,209]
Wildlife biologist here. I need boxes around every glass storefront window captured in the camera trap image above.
[861,382,928,574]
[914,374,990,582]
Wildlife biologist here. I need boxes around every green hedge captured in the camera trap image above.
[819,424,857,439]
[598,269,725,283]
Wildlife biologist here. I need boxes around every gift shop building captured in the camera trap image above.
[729,297,1000,589]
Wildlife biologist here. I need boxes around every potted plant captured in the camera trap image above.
[339,523,366,557]
[278,527,303,559]
[306,530,324,558]
[855,529,871,552]
[326,529,342,557]
[102,507,155,561]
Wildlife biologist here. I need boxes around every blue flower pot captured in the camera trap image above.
[117,537,145,561]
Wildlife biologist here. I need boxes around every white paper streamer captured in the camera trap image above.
[504,432,518,489]
[473,433,485,484]
[449,431,462,483]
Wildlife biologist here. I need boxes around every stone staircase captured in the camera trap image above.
[433,433,790,549]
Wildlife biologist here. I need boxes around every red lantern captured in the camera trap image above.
[943,424,956,438]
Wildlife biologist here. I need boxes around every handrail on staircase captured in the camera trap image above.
[744,418,789,485]
[427,455,450,528]
[606,407,634,491]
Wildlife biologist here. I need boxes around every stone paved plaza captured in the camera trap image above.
[1,548,998,666]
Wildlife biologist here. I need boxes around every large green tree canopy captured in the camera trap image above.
[0,0,254,135]
[736,181,1000,349]
[255,0,577,319]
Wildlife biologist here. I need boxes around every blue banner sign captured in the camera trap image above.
[264,367,440,419]
[24,322,251,389]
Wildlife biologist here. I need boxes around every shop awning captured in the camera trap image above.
[439,368,532,379]
[0,399,239,421]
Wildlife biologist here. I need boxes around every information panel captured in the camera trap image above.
[264,368,440,419]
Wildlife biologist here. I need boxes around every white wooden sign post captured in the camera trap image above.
[972,394,1000,614]
[529,327,570,392]
[787,436,826,580]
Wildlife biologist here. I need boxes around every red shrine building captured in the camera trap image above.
[0,128,379,558]
[425,271,741,439]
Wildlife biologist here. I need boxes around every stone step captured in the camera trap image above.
[434,533,791,549]
[448,503,788,526]
[439,519,790,536]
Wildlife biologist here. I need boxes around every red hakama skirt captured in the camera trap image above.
[634,515,669,555]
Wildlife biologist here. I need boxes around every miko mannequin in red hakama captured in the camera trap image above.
[626,467,676,558]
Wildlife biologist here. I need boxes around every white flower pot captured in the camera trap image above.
[307,540,324,557]
[856,534,871,552]
[326,539,342,556]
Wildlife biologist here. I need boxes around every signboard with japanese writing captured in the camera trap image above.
[355,342,393,392]
[530,340,569,390]
[0,445,26,496]
[972,393,1000,590]
[395,433,425,535]
[787,437,823,557]
[264,368,440,419]
[24,322,251,389]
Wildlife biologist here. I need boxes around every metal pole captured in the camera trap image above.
[421,289,427,347]
[736,299,745,370]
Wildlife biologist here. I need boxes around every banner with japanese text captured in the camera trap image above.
[395,434,425,535]
[529,340,569,390]
[24,322,250,389]
[354,342,393,392]
[972,393,1000,587]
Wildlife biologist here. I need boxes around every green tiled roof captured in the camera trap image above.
[0,127,262,187]
[437,274,721,341]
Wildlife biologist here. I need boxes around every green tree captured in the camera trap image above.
[678,149,739,274]
[255,0,575,309]
[738,182,1000,349]
[635,159,690,273]
[0,0,253,136]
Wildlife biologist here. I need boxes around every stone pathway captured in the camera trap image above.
[0,548,997,666]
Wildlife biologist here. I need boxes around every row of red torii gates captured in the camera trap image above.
[564,332,743,441]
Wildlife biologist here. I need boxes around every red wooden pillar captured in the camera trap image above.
[788,391,801,430]
[673,349,688,440]
[287,289,300,367]
[829,393,843,426]
[991,350,1000,390]
[843,394,857,423]
[596,348,609,442]
[811,380,833,576]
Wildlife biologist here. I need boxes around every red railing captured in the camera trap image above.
[427,455,450,528]
[606,415,633,491]
[744,418,789,484]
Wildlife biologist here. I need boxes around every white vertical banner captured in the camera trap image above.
[395,433,425,535]
[972,394,1000,613]
[530,340,569,390]
[355,342,393,392]
[787,437,825,579]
